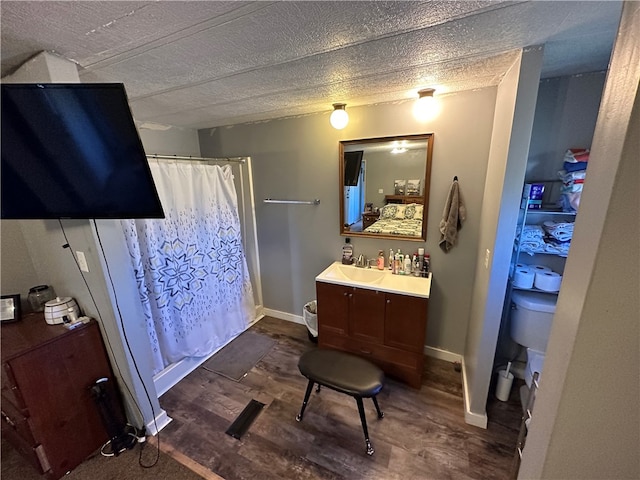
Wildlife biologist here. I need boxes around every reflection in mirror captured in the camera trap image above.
[339,134,433,241]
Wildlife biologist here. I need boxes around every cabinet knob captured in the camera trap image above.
[343,292,348,296]
[1,411,15,427]
[386,299,391,304]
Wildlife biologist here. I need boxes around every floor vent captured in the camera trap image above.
[225,399,265,439]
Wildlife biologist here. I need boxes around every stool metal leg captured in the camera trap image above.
[296,379,315,422]
[355,397,374,455]
[372,396,384,419]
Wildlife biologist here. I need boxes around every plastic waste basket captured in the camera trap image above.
[303,300,318,343]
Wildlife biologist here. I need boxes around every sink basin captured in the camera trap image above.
[316,262,431,298]
[322,263,385,284]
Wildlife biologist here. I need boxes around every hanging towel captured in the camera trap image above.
[439,179,466,253]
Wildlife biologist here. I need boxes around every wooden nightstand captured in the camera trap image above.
[362,212,380,229]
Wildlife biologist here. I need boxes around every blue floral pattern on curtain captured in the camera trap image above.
[122,163,254,374]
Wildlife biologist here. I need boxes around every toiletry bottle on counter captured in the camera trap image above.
[403,254,412,275]
[418,248,425,274]
[422,254,430,277]
[388,249,394,271]
[413,254,420,276]
[342,238,353,265]
[377,250,385,270]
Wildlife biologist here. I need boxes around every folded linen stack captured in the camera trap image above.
[517,223,572,257]
[558,148,589,212]
[517,225,546,254]
[543,221,574,242]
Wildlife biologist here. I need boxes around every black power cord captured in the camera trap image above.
[58,219,161,468]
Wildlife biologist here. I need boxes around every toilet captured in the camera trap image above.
[509,290,557,389]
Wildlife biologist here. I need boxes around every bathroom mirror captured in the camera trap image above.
[339,133,433,241]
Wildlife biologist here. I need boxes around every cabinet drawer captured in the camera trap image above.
[1,420,45,474]
[319,332,423,387]
[1,394,36,447]
[353,338,422,372]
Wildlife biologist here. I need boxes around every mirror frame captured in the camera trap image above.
[339,133,434,242]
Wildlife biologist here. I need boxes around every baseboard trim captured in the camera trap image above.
[266,308,464,363]
[424,345,462,363]
[461,357,488,429]
[146,408,172,435]
[263,308,305,325]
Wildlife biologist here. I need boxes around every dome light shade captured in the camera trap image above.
[330,103,349,129]
[413,88,440,121]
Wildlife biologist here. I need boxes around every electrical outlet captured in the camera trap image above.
[484,249,491,269]
[76,251,89,272]
[378,188,384,194]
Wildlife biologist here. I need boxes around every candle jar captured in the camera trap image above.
[27,285,56,312]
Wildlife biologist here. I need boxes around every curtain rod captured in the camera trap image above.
[146,154,246,164]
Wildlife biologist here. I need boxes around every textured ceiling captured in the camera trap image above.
[1,1,622,129]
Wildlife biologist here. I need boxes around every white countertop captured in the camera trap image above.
[316,261,431,298]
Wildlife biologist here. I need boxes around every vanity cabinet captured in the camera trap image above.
[1,313,122,479]
[316,281,427,388]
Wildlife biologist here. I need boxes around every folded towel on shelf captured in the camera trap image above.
[439,179,466,253]
[520,225,545,240]
[564,148,590,163]
[519,238,571,257]
[543,221,574,242]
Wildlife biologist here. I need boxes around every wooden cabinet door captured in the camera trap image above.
[350,288,385,344]
[316,281,350,337]
[384,292,428,353]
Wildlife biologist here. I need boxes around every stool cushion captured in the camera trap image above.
[298,349,384,398]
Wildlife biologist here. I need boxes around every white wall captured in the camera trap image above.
[520,3,640,477]
[199,87,497,357]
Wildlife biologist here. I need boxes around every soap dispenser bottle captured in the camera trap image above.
[377,250,385,270]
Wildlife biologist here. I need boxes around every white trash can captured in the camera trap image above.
[303,300,318,342]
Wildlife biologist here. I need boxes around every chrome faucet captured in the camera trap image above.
[367,258,378,269]
[355,254,366,268]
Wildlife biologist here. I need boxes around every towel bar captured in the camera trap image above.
[263,198,320,205]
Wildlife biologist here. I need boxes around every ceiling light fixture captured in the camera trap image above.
[330,103,349,130]
[413,88,439,121]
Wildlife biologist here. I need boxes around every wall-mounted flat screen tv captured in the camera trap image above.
[1,83,165,219]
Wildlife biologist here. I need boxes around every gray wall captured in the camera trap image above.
[520,3,640,477]
[527,72,606,181]
[365,149,425,208]
[0,221,39,311]
[199,88,497,355]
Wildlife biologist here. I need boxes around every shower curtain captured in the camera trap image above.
[122,162,255,374]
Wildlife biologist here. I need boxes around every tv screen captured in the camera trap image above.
[343,150,363,187]
[1,83,164,219]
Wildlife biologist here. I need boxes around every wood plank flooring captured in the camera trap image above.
[159,317,522,480]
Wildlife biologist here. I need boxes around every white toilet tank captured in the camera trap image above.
[509,290,557,352]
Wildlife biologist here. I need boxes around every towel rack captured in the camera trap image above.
[263,198,320,205]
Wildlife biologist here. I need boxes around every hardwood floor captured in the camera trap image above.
[159,316,522,480]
